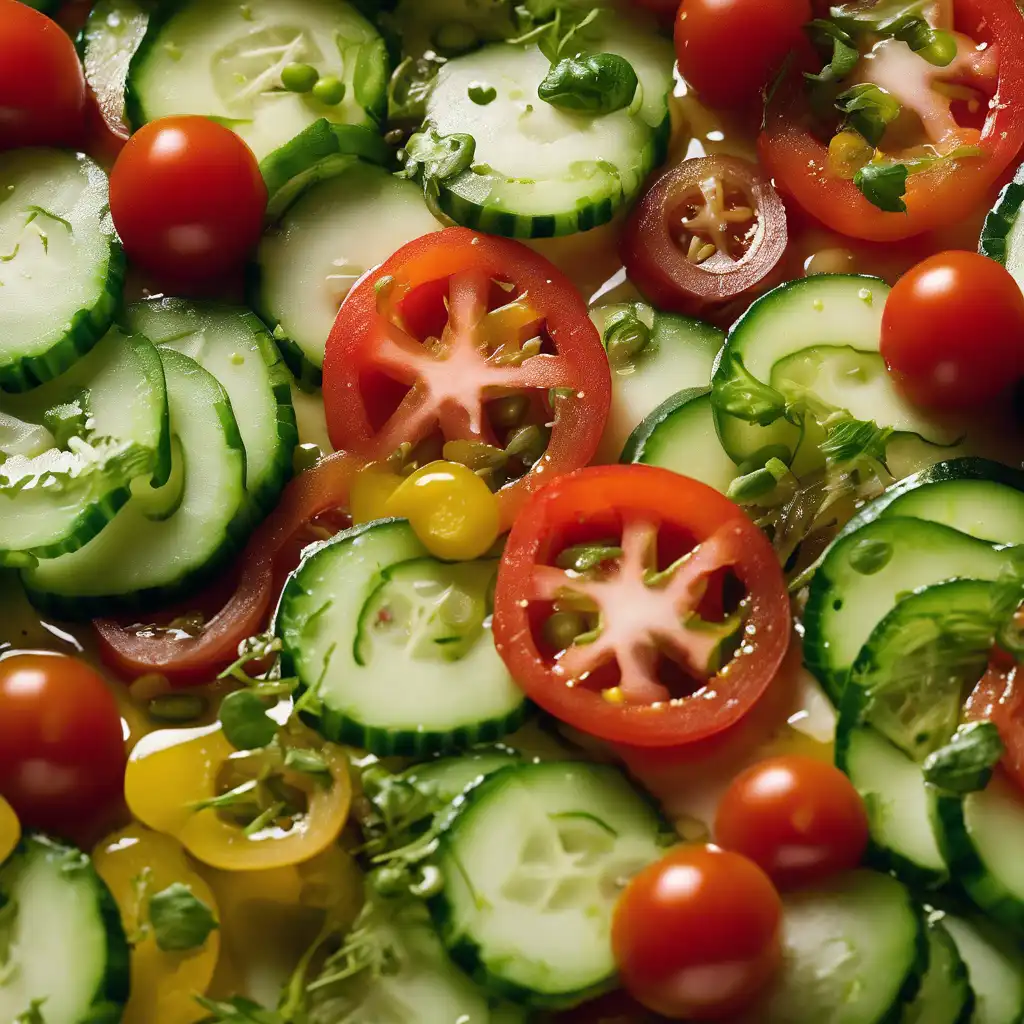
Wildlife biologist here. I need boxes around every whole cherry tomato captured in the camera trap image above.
[612,844,782,1019]
[714,755,869,888]
[109,115,267,284]
[881,251,1024,410]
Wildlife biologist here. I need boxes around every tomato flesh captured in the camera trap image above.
[613,845,783,1020]
[109,115,267,284]
[0,0,86,150]
[966,661,1024,794]
[714,755,869,888]
[880,251,1024,410]
[0,652,126,837]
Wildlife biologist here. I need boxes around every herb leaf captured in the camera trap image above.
[923,721,1004,794]
[148,883,219,953]
[218,689,278,751]
[283,747,333,786]
[14,999,46,1024]
[538,52,638,115]
[194,995,282,1023]
[835,83,901,147]
[711,358,790,427]
[804,19,860,92]
[854,161,909,213]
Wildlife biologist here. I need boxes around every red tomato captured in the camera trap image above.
[622,155,788,320]
[759,0,1024,241]
[109,116,266,284]
[613,845,782,1020]
[880,251,1024,410]
[0,652,125,836]
[966,661,1024,793]
[674,0,811,109]
[322,228,611,530]
[714,755,869,888]
[492,466,791,748]
[94,452,359,686]
[0,0,86,150]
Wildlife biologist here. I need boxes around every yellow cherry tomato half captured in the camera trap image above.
[0,795,20,863]
[124,725,352,871]
[385,461,500,561]
[350,463,404,526]
[93,825,220,1024]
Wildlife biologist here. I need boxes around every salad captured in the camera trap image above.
[1,0,1024,1021]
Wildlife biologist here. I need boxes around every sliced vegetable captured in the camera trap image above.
[979,159,1024,293]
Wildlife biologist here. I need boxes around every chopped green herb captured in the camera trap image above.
[923,722,1004,794]
[835,83,901,147]
[148,883,219,953]
[854,161,909,213]
[468,82,497,105]
[538,52,639,115]
[218,689,278,751]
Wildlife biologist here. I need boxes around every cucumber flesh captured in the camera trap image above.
[276,519,527,756]
[589,303,723,464]
[123,298,297,518]
[254,161,441,385]
[0,150,123,392]
[23,348,247,617]
[127,0,388,163]
[430,760,668,1007]
[0,836,129,1024]
[0,327,169,564]
[403,748,521,805]
[900,916,973,1024]
[942,914,1024,1024]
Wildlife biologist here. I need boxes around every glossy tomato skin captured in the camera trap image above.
[109,116,266,284]
[613,845,783,1020]
[0,653,126,836]
[714,755,869,888]
[674,0,811,109]
[0,0,87,150]
[966,661,1024,793]
[880,251,1024,410]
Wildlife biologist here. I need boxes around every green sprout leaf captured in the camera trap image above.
[835,83,902,147]
[854,161,909,213]
[218,689,278,751]
[923,721,1004,794]
[537,52,638,115]
[711,357,790,426]
[148,883,219,953]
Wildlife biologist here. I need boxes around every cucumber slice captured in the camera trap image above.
[253,161,441,386]
[403,748,521,804]
[80,0,155,138]
[942,914,1024,1024]
[589,302,724,463]
[423,14,674,238]
[428,760,669,1008]
[126,0,388,164]
[276,519,527,756]
[0,150,123,393]
[803,517,1021,703]
[620,389,739,493]
[979,160,1024,292]
[0,836,129,1024]
[387,0,518,59]
[0,327,169,566]
[734,870,925,1024]
[900,916,973,1024]
[122,298,297,519]
[933,773,1024,934]
[23,348,247,617]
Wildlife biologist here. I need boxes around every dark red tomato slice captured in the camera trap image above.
[0,652,125,837]
[492,465,790,748]
[612,844,783,1020]
[0,0,87,150]
[759,0,1024,241]
[622,156,788,319]
[322,228,611,530]
[966,660,1024,793]
[94,453,360,686]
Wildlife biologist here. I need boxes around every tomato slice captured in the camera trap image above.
[621,155,787,319]
[93,452,360,686]
[492,466,790,747]
[965,660,1024,794]
[759,0,1024,241]
[321,228,611,529]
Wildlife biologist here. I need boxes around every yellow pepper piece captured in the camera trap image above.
[350,463,404,526]
[0,796,20,864]
[124,725,352,871]
[385,460,500,561]
[93,825,220,1024]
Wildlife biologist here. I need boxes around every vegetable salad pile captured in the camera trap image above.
[1,0,1024,1022]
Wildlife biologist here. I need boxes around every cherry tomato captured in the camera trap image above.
[109,116,266,284]
[880,251,1024,410]
[674,0,810,109]
[622,156,787,319]
[714,755,869,888]
[613,845,782,1020]
[0,0,86,150]
[322,228,611,530]
[493,466,791,748]
[0,652,126,836]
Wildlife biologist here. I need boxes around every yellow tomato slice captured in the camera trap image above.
[124,725,352,871]
[93,825,220,1024]
[0,795,21,863]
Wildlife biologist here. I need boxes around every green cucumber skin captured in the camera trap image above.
[618,386,713,464]
[979,160,1024,266]
[930,790,1024,936]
